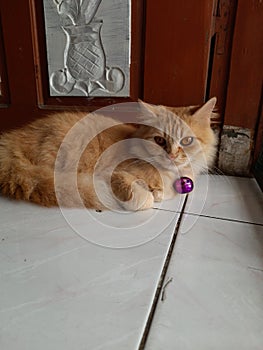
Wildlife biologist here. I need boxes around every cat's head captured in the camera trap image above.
[130,98,218,175]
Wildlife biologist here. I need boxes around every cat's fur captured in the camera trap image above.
[0,98,218,210]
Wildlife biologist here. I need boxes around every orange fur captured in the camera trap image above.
[0,99,218,210]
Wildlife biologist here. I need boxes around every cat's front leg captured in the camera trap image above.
[151,189,164,202]
[111,171,154,211]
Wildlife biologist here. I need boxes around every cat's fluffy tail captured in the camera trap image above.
[0,153,106,209]
[0,162,58,206]
[0,135,57,206]
[0,134,108,209]
[0,161,107,209]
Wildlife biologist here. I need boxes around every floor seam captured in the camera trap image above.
[154,207,263,227]
[183,212,263,227]
[137,195,189,350]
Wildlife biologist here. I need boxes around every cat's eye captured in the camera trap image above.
[154,136,167,147]
[180,136,194,146]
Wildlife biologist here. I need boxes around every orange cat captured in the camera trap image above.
[0,99,217,210]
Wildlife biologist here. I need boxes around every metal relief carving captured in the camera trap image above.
[43,0,130,96]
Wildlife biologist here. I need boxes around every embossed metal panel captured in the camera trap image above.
[43,0,130,97]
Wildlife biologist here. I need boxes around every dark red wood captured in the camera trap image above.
[143,0,215,106]
[0,0,39,130]
[224,0,263,129]
[253,90,263,164]
[0,13,9,106]
[208,0,237,115]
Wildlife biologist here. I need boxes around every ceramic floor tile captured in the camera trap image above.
[153,193,186,213]
[144,216,263,350]
[184,175,263,225]
[0,196,183,350]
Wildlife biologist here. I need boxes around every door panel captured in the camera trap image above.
[143,0,215,106]
[43,0,130,98]
[0,1,41,131]
[224,0,263,129]
[30,0,143,109]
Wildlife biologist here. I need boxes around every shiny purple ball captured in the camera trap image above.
[173,177,194,194]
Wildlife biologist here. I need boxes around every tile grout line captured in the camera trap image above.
[137,195,189,350]
[154,207,263,227]
[183,212,263,227]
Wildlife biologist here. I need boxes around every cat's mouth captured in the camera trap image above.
[167,153,188,166]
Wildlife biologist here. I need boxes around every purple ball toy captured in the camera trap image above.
[173,177,194,194]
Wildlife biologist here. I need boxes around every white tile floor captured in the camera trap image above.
[0,176,262,350]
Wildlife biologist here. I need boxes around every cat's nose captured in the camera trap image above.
[169,153,177,160]
[169,147,182,160]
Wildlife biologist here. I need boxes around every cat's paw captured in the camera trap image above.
[138,190,155,210]
[152,189,163,202]
[122,181,154,211]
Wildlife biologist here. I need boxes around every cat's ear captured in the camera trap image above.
[138,99,158,118]
[193,97,217,125]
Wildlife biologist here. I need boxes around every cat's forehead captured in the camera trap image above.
[151,107,192,139]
